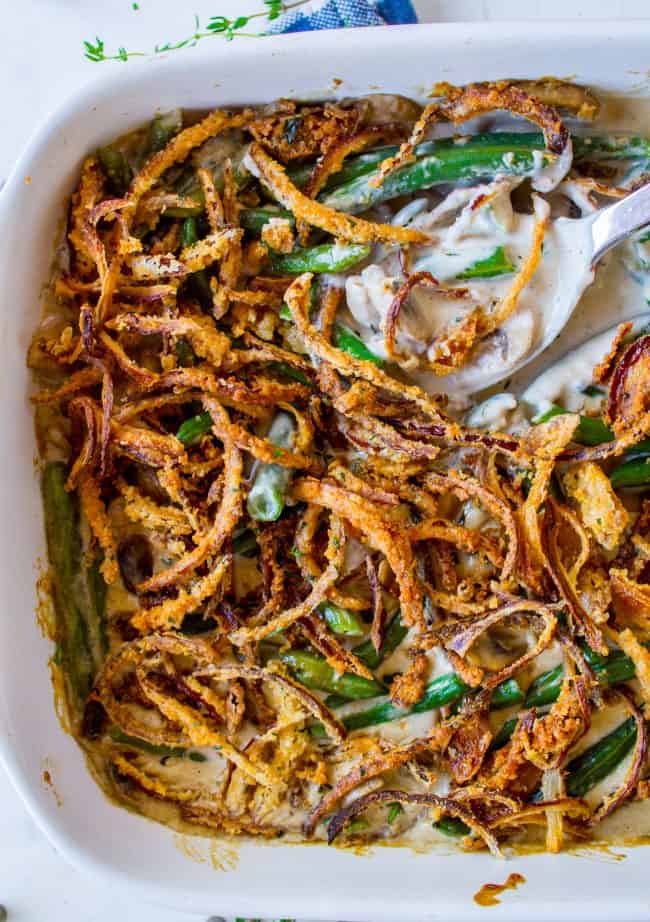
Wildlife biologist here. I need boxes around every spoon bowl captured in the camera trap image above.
[441,180,650,395]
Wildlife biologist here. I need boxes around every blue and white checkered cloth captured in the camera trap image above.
[268,0,418,33]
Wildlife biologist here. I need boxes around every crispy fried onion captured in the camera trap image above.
[292,478,426,630]
[230,513,346,643]
[325,788,500,856]
[615,629,650,707]
[31,366,103,405]
[301,611,375,682]
[297,124,403,244]
[544,497,607,655]
[137,404,242,593]
[436,599,557,690]
[305,722,453,835]
[517,414,580,593]
[130,555,230,632]
[606,334,650,434]
[195,662,345,744]
[384,271,465,362]
[126,109,253,212]
[69,157,105,276]
[293,502,368,612]
[593,322,633,384]
[488,799,590,832]
[107,313,231,368]
[522,676,591,771]
[561,461,629,552]
[425,470,518,581]
[610,568,650,632]
[246,142,430,246]
[511,79,599,120]
[284,273,455,427]
[96,634,344,787]
[77,471,119,583]
[366,555,386,653]
[372,80,571,190]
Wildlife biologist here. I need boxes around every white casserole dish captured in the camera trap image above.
[1,20,650,921]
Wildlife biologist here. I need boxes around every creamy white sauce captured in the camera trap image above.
[343,99,650,399]
[520,314,650,414]
[346,180,607,394]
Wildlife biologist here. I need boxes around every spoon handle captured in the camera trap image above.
[590,180,650,267]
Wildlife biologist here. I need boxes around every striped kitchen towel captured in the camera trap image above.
[268,0,418,33]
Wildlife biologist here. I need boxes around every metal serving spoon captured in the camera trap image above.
[451,180,650,394]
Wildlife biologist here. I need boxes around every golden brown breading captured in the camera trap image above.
[562,461,630,551]
[249,101,361,163]
[390,653,428,708]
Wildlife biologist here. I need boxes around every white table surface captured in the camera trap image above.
[2,2,650,919]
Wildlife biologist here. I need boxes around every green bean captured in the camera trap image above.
[247,412,296,522]
[289,139,472,190]
[318,601,366,637]
[324,694,350,709]
[622,438,650,463]
[332,324,384,366]
[176,411,213,445]
[269,242,371,275]
[533,404,614,446]
[314,133,650,212]
[489,646,645,751]
[98,146,132,197]
[572,135,650,161]
[232,528,258,557]
[86,553,108,657]
[164,188,204,219]
[166,197,296,227]
[41,462,93,702]
[321,134,549,214]
[147,109,183,155]
[109,726,187,758]
[346,818,370,834]
[180,217,212,309]
[565,718,637,797]
[434,816,471,837]
[279,650,386,699]
[490,716,518,751]
[174,338,196,367]
[387,801,404,824]
[582,644,646,684]
[610,457,650,489]
[267,361,312,386]
[455,245,515,280]
[524,664,565,709]
[240,206,295,235]
[525,648,641,709]
[582,384,606,398]
[280,295,383,368]
[311,674,523,739]
[179,215,199,248]
[353,611,407,670]
[315,611,406,705]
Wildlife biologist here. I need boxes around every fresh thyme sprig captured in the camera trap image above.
[84,1,310,63]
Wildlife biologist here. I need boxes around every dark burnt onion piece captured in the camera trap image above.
[118,533,154,594]
[607,334,650,429]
